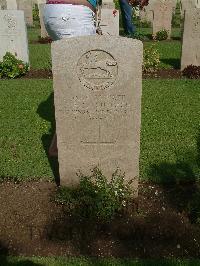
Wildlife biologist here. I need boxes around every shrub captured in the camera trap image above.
[33,4,39,22]
[154,29,169,41]
[0,52,29,79]
[143,44,160,72]
[172,1,182,28]
[182,65,200,79]
[55,167,133,222]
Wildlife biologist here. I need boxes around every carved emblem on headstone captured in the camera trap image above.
[191,11,200,38]
[4,14,17,31]
[77,50,118,90]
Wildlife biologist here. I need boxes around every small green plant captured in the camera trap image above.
[143,44,160,72]
[55,167,133,222]
[182,65,200,79]
[172,1,182,28]
[33,4,39,22]
[154,29,169,41]
[0,52,29,79]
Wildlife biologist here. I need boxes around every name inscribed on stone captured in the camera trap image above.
[191,10,200,38]
[64,94,130,120]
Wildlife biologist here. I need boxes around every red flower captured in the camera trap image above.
[113,9,117,17]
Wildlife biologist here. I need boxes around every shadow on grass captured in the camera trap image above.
[42,131,200,258]
[0,256,43,266]
[171,36,181,41]
[160,58,180,69]
[37,92,60,185]
[147,132,200,221]
[0,241,42,266]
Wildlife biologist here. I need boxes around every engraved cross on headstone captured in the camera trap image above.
[81,123,116,146]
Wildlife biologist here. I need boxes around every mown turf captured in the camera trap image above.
[27,27,181,70]
[1,257,200,266]
[0,79,200,182]
[29,44,51,70]
[0,79,54,180]
[141,79,200,183]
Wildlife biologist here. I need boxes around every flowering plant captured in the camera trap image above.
[143,44,160,72]
[56,167,133,221]
[0,52,29,79]
[129,0,149,9]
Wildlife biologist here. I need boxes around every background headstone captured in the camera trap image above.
[0,10,29,63]
[39,3,48,38]
[180,0,199,16]
[51,36,143,196]
[37,0,46,5]
[140,0,157,23]
[181,8,200,69]
[6,0,17,9]
[152,0,173,38]
[100,0,119,35]
[17,0,33,26]
[0,0,7,9]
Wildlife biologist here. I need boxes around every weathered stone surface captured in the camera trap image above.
[17,0,33,26]
[6,0,17,9]
[180,0,199,16]
[51,36,143,196]
[0,0,7,9]
[100,3,119,36]
[39,3,48,38]
[181,8,200,70]
[37,0,46,4]
[151,0,173,38]
[0,10,29,63]
[140,0,177,23]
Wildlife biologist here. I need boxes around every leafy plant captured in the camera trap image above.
[172,1,182,28]
[33,4,39,22]
[154,29,169,41]
[182,65,200,79]
[55,167,133,222]
[143,44,160,72]
[0,52,29,79]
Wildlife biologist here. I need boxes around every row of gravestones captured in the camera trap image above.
[0,0,40,26]
[0,0,197,41]
[140,0,200,38]
[0,0,119,37]
[0,3,199,195]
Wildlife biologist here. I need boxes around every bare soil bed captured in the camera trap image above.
[20,69,183,80]
[0,180,200,258]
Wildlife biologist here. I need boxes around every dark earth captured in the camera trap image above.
[0,180,200,258]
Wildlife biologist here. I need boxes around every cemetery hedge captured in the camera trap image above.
[0,79,200,183]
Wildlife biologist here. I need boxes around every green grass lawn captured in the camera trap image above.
[27,27,182,70]
[29,44,51,70]
[0,79,200,183]
[2,257,200,266]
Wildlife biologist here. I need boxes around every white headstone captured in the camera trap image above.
[0,10,29,63]
[17,0,33,26]
[51,36,143,196]
[181,8,200,69]
[39,3,48,38]
[6,0,17,9]
[100,2,119,36]
[152,0,173,38]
